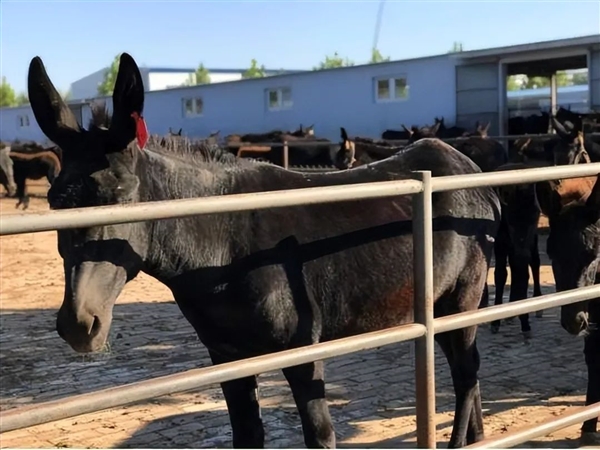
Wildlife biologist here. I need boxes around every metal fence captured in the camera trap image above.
[1,162,600,448]
[227,132,600,170]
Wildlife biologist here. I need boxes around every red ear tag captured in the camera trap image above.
[131,112,149,150]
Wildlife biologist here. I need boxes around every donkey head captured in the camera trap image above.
[550,117,589,165]
[335,127,356,169]
[536,175,600,336]
[28,53,150,353]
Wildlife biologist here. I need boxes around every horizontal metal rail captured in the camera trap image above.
[464,402,600,449]
[1,285,597,435]
[226,140,339,148]
[431,162,600,193]
[2,163,600,237]
[0,323,426,433]
[0,179,423,235]
[434,284,600,335]
[222,133,600,148]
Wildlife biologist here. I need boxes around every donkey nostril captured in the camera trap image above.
[87,316,101,336]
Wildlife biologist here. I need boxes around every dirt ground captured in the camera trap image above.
[0,181,596,449]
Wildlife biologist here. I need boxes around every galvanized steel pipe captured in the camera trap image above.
[435,285,600,335]
[412,171,437,449]
[0,323,426,433]
[431,162,600,193]
[464,402,600,449]
[0,179,423,236]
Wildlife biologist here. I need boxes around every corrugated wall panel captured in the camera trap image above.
[455,63,499,135]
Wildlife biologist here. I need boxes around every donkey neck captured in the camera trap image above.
[134,148,246,284]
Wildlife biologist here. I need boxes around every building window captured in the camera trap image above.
[182,97,203,117]
[17,115,30,128]
[267,87,292,111]
[375,76,409,102]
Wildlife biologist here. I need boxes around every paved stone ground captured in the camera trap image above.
[0,193,595,448]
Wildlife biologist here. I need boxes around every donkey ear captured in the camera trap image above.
[340,127,349,141]
[109,53,145,143]
[28,56,81,145]
[430,121,441,135]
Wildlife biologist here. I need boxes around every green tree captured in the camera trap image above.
[313,52,355,70]
[97,54,121,96]
[243,59,266,78]
[524,72,569,89]
[448,41,464,53]
[370,48,390,63]
[572,72,588,85]
[0,77,16,107]
[193,63,211,85]
[15,92,29,105]
[506,75,522,91]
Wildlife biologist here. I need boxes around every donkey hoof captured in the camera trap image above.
[522,330,532,341]
[580,431,600,446]
[535,310,544,318]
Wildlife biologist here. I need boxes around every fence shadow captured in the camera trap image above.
[0,285,567,411]
[112,392,587,449]
[0,295,589,449]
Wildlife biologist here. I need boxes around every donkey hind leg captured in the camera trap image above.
[507,252,532,341]
[209,350,265,448]
[14,173,28,210]
[530,234,544,318]
[580,310,600,445]
[436,327,483,448]
[436,271,486,448]
[491,241,508,334]
[283,361,335,448]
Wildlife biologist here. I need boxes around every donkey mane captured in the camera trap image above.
[86,104,258,169]
[146,134,243,167]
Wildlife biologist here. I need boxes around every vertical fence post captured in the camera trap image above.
[283,142,289,169]
[412,170,436,449]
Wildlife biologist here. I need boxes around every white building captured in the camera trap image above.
[70,66,306,100]
[2,34,599,144]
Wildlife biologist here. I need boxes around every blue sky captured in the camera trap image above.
[1,0,599,94]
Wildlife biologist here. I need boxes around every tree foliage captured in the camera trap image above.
[524,72,569,89]
[506,71,579,91]
[0,77,70,107]
[448,41,464,53]
[506,76,522,91]
[0,77,16,107]
[571,72,588,85]
[97,54,121,96]
[15,92,29,106]
[184,63,211,86]
[313,52,355,70]
[243,59,266,78]
[370,48,390,63]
